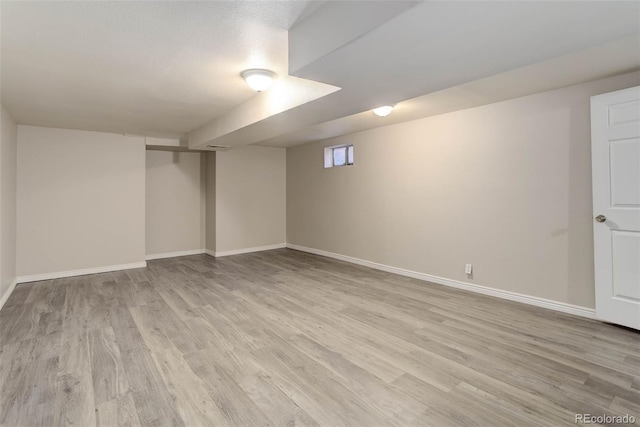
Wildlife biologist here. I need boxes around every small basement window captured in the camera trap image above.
[324,144,354,168]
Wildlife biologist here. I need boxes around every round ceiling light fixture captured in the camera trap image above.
[241,69,276,92]
[372,105,394,117]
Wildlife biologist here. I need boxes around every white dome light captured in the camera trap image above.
[241,69,276,92]
[372,105,394,117]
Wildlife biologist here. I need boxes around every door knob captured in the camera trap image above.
[595,215,606,223]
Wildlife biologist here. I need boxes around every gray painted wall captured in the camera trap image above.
[216,146,286,253]
[145,150,206,257]
[17,126,146,277]
[1,106,18,305]
[287,72,640,309]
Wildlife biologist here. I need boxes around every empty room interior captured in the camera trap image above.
[1,1,640,426]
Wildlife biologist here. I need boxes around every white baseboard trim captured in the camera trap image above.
[204,249,216,257]
[286,243,596,320]
[16,261,148,284]
[0,279,18,311]
[211,243,287,258]
[146,249,205,261]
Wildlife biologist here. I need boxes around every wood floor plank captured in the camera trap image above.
[88,327,130,405]
[0,338,37,426]
[0,303,40,347]
[288,333,425,424]
[150,345,232,427]
[109,307,185,426]
[1,249,639,426]
[434,311,638,390]
[239,371,321,427]
[394,373,522,427]
[1,282,33,309]
[250,345,388,427]
[54,329,97,427]
[183,350,272,427]
[95,392,141,427]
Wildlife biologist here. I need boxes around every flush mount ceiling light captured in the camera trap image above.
[372,105,394,117]
[241,69,276,92]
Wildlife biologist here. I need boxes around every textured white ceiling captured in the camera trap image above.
[190,0,640,148]
[259,36,640,148]
[2,1,639,147]
[0,1,323,137]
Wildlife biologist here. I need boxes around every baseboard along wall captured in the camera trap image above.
[6,242,595,321]
[16,261,147,285]
[146,249,205,260]
[286,243,596,320]
[0,279,19,311]
[209,243,287,258]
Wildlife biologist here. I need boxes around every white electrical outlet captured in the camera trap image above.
[465,264,473,275]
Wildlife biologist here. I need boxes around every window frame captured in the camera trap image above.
[324,144,354,168]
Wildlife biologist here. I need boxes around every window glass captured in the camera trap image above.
[333,146,347,166]
[324,144,354,168]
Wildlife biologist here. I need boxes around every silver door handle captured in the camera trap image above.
[595,215,606,223]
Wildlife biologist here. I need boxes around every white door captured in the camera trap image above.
[591,86,640,330]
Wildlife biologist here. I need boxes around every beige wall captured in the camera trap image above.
[216,145,286,253]
[145,150,205,257]
[17,126,146,277]
[205,152,216,253]
[287,71,640,309]
[1,106,18,304]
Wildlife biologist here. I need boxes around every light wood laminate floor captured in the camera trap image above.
[1,249,639,426]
